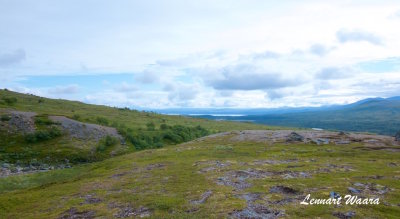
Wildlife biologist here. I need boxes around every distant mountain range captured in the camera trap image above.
[153,97,400,135]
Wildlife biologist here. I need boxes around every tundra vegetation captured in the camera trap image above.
[0,130,399,218]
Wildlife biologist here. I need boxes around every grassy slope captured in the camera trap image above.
[0,134,399,218]
[0,89,272,132]
[0,89,279,165]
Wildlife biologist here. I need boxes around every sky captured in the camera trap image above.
[1,0,400,109]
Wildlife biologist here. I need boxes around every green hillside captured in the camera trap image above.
[0,89,276,168]
[0,89,272,132]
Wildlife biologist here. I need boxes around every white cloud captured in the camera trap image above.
[134,71,159,84]
[113,82,138,92]
[336,29,383,45]
[388,9,400,18]
[309,44,332,57]
[315,67,354,80]
[48,84,79,95]
[204,64,300,91]
[250,51,280,60]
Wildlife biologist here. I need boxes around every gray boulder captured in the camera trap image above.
[286,132,304,142]
[348,187,361,194]
[395,131,400,141]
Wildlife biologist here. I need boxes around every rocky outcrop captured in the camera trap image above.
[49,116,123,141]
[222,130,400,146]
[395,131,400,141]
[0,111,36,134]
[286,132,304,142]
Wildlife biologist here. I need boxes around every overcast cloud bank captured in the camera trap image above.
[1,1,400,108]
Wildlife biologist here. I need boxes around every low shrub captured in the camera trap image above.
[96,116,109,126]
[0,115,11,121]
[160,123,168,130]
[35,116,57,125]
[25,127,62,143]
[126,133,151,150]
[123,124,209,150]
[97,135,118,152]
[146,122,155,131]
[72,114,81,120]
[3,97,17,105]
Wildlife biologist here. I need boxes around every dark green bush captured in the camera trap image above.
[72,114,81,120]
[146,122,155,131]
[35,116,56,125]
[126,134,162,149]
[160,123,168,130]
[104,135,118,146]
[121,124,209,150]
[3,97,17,105]
[97,135,118,152]
[25,127,62,143]
[117,127,127,136]
[163,131,183,143]
[0,115,11,121]
[154,142,164,148]
[96,116,109,126]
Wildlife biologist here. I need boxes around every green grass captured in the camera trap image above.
[0,133,399,218]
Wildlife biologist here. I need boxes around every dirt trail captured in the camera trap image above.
[49,116,123,141]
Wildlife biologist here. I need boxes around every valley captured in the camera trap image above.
[184,97,400,136]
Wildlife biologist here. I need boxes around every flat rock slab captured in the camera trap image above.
[191,190,213,204]
[49,116,122,141]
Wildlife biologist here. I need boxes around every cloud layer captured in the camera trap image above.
[48,84,79,94]
[1,1,400,108]
[205,65,298,91]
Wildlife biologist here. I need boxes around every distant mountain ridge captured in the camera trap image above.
[153,104,344,116]
[159,96,400,136]
[154,96,400,115]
